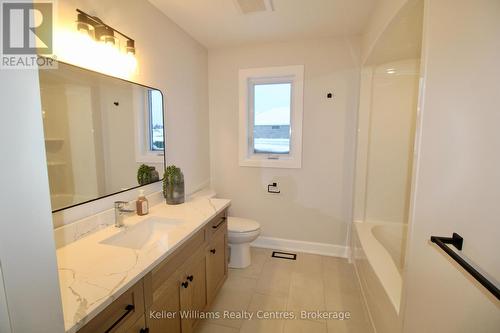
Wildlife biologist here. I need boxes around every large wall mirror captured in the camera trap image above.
[39,61,165,212]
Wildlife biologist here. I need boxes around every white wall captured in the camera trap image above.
[98,83,137,193]
[355,60,419,224]
[0,70,65,332]
[362,0,412,62]
[52,0,210,226]
[66,85,99,199]
[364,0,423,66]
[352,67,373,223]
[209,38,361,248]
[355,0,423,226]
[402,0,500,331]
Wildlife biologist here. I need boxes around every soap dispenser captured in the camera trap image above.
[136,189,149,216]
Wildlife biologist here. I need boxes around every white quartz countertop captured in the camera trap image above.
[56,196,231,333]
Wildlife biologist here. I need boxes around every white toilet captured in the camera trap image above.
[227,217,261,268]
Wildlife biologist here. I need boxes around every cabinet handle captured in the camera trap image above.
[104,304,134,333]
[187,275,194,282]
[210,249,216,254]
[181,281,189,288]
[212,217,226,229]
[140,329,149,333]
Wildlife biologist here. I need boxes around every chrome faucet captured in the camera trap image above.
[114,201,135,227]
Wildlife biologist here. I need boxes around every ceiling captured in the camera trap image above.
[148,0,376,48]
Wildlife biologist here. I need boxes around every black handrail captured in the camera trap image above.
[430,233,500,300]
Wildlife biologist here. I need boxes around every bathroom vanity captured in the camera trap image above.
[56,195,230,333]
[39,60,230,333]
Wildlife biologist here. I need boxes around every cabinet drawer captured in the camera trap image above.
[206,210,227,240]
[78,280,144,333]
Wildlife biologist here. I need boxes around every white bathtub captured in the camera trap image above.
[352,221,407,333]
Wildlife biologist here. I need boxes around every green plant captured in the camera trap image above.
[163,165,184,199]
[137,164,153,185]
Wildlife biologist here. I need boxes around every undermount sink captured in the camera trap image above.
[100,217,184,250]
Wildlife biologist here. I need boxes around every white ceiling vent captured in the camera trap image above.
[234,0,274,14]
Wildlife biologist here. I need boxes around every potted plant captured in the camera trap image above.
[137,164,160,185]
[137,164,152,185]
[163,165,185,204]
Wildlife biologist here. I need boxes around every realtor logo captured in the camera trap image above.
[1,0,56,69]
[2,1,53,54]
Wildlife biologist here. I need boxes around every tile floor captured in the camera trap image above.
[195,247,374,333]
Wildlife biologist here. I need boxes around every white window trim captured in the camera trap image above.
[238,65,304,168]
[134,89,165,164]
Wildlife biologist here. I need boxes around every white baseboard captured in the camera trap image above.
[251,236,348,258]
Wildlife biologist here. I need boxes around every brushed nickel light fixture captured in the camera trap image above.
[76,9,135,55]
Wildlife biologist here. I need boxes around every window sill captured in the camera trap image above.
[239,156,301,169]
[136,153,164,165]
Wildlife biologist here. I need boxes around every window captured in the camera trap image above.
[252,83,291,154]
[135,88,165,163]
[148,90,164,152]
[239,65,304,168]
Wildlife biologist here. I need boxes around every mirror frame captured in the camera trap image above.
[40,59,167,213]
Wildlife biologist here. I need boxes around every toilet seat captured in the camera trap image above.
[228,217,260,233]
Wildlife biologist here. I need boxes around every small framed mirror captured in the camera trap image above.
[38,60,165,212]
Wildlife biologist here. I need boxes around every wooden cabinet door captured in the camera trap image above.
[148,277,182,333]
[124,315,147,333]
[179,250,207,333]
[206,228,227,303]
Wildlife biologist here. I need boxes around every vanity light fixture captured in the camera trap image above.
[95,25,117,46]
[76,12,94,37]
[76,9,135,54]
[126,40,135,55]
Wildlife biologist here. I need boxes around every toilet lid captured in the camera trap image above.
[228,217,260,233]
